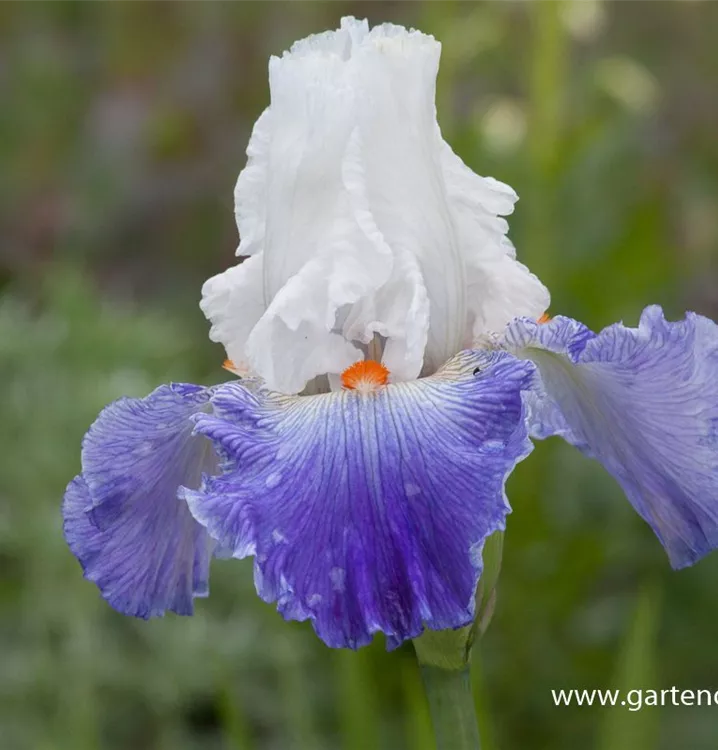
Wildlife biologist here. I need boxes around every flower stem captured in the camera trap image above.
[420,664,481,750]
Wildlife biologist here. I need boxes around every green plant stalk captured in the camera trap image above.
[412,532,503,749]
[420,664,481,750]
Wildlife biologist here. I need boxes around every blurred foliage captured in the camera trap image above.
[2,2,718,749]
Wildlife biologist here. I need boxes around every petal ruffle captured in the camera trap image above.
[63,384,219,617]
[234,108,272,257]
[184,351,535,649]
[440,141,550,339]
[200,254,267,375]
[505,306,718,568]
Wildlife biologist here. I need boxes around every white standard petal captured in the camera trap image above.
[200,254,266,374]
[234,109,271,257]
[348,24,466,374]
[233,18,367,260]
[206,16,548,394]
[340,128,430,382]
[440,141,550,340]
[241,28,400,393]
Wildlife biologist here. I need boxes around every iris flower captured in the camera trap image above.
[64,17,718,651]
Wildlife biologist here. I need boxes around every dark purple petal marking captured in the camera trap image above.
[63,384,218,618]
[184,351,535,649]
[505,306,718,568]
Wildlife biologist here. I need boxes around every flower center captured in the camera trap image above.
[341,360,390,394]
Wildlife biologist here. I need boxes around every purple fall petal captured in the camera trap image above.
[63,383,218,617]
[506,306,718,568]
[184,351,535,649]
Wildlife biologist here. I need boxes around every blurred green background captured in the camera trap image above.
[2,2,718,749]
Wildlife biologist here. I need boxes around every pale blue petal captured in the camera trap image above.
[506,306,718,568]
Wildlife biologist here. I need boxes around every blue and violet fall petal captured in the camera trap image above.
[504,306,718,568]
[63,383,219,618]
[184,351,535,649]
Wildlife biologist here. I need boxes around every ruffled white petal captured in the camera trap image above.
[340,129,430,382]
[200,254,266,373]
[440,141,550,338]
[346,24,466,373]
[234,109,271,257]
[203,16,548,393]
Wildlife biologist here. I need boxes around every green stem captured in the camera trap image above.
[420,665,481,750]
